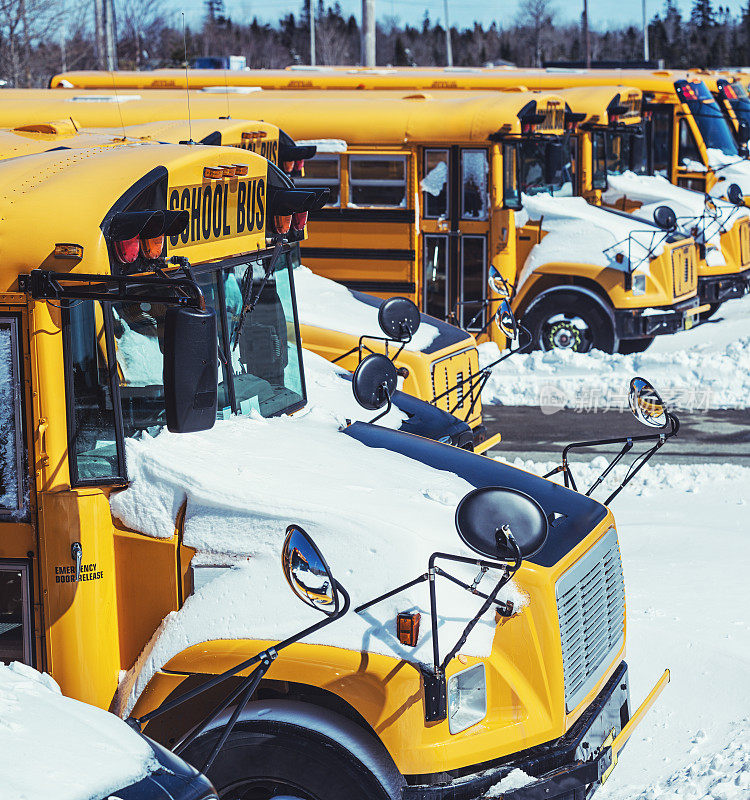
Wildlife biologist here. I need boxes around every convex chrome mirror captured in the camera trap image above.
[378,296,421,341]
[488,265,513,299]
[282,525,340,616]
[629,377,669,429]
[494,299,518,342]
[727,182,744,206]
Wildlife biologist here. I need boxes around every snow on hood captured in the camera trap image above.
[603,171,749,268]
[110,410,526,716]
[686,148,750,198]
[515,194,670,290]
[293,266,440,351]
[0,662,158,800]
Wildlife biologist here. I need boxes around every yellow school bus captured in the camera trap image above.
[561,85,750,315]
[0,139,670,800]
[0,113,486,440]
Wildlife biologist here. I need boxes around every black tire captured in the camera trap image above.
[523,291,617,354]
[617,336,654,354]
[182,721,399,800]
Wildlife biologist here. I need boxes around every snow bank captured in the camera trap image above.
[480,293,750,410]
[0,662,157,800]
[294,266,440,351]
[110,410,525,716]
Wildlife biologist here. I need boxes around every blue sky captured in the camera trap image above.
[171,0,749,29]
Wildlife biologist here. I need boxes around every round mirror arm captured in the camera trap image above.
[368,381,393,424]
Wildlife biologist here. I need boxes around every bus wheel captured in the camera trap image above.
[185,723,400,800]
[618,337,654,354]
[524,292,616,354]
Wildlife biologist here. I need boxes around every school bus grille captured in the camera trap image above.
[740,219,750,266]
[430,347,481,424]
[622,93,641,117]
[671,244,696,298]
[540,103,565,132]
[556,528,625,712]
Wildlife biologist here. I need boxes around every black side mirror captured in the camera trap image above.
[738,120,750,145]
[352,353,397,411]
[378,296,421,341]
[653,205,677,231]
[544,140,565,185]
[163,306,218,433]
[727,182,744,206]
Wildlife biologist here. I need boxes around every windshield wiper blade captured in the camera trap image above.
[231,240,284,351]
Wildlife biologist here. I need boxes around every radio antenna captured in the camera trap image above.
[182,12,193,143]
[109,71,126,140]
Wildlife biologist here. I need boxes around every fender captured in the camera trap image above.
[190,698,405,799]
[522,284,616,325]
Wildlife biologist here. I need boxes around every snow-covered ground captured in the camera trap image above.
[486,456,750,800]
[0,662,158,800]
[480,293,750,410]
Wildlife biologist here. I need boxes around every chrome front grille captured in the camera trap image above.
[556,528,625,712]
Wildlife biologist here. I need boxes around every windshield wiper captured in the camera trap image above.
[231,240,284,351]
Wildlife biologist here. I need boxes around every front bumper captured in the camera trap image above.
[402,662,668,800]
[698,268,750,304]
[614,295,701,339]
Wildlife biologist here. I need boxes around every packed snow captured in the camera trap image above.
[293,265,441,351]
[109,409,525,716]
[0,662,158,800]
[480,292,750,410]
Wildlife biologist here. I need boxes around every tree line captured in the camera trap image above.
[2,0,750,88]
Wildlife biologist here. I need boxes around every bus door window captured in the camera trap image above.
[422,149,449,220]
[560,133,577,196]
[678,118,702,168]
[423,235,449,320]
[592,131,608,187]
[348,155,407,207]
[0,561,32,665]
[0,318,24,519]
[460,235,488,331]
[502,143,521,209]
[649,107,673,178]
[294,154,340,206]
[461,150,489,220]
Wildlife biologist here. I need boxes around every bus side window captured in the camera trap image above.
[349,155,407,207]
[592,131,608,184]
[0,562,32,665]
[0,318,24,520]
[502,144,522,210]
[678,118,702,168]
[294,154,340,206]
[651,110,672,177]
[461,149,489,220]
[422,149,449,219]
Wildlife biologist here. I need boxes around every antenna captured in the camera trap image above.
[109,71,127,140]
[182,12,193,144]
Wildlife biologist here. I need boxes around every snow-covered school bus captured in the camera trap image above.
[0,140,671,798]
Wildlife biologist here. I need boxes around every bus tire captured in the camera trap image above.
[523,291,617,354]
[183,721,401,800]
[617,336,654,354]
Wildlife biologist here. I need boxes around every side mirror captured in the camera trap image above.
[727,182,744,206]
[282,525,340,615]
[163,306,218,433]
[629,376,669,428]
[455,486,548,561]
[378,296,421,341]
[544,140,565,186]
[352,353,398,410]
[653,205,677,231]
[488,265,513,300]
[738,119,750,145]
[494,299,518,341]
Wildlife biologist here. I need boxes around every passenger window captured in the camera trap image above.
[0,319,24,519]
[461,149,489,220]
[678,119,702,168]
[295,154,340,206]
[423,235,449,321]
[422,149,449,219]
[502,144,521,209]
[0,562,32,665]
[349,155,407,207]
[461,236,487,330]
[651,111,672,177]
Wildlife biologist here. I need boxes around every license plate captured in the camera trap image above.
[685,315,694,331]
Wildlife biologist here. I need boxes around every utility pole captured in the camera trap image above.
[362,0,375,66]
[642,0,649,62]
[94,0,106,70]
[310,0,316,65]
[104,0,118,71]
[582,0,591,69]
[443,0,453,67]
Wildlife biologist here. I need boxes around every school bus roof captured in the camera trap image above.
[0,123,136,160]
[0,143,270,293]
[114,118,280,148]
[0,88,566,143]
[556,86,642,126]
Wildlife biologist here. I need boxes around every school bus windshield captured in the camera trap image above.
[519,137,573,196]
[727,82,750,129]
[683,93,739,158]
[596,130,648,176]
[65,250,305,484]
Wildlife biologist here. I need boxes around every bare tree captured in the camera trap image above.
[517,0,555,67]
[117,0,163,69]
[0,0,66,85]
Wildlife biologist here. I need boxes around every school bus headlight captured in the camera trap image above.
[447,663,487,734]
[53,242,84,260]
[632,273,647,296]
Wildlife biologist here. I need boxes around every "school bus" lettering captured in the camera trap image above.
[236,137,279,164]
[168,177,266,248]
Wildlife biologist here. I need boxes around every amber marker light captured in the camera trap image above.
[203,166,224,180]
[396,612,421,647]
[53,243,84,259]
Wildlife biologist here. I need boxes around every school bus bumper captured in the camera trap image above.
[402,663,669,800]
[614,296,702,339]
[698,268,750,305]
